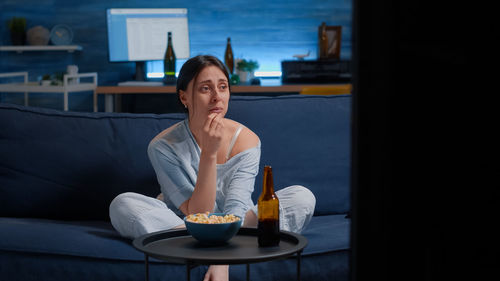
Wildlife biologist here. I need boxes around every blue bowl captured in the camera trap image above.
[184,213,242,245]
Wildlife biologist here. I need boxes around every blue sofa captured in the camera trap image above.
[0,94,351,281]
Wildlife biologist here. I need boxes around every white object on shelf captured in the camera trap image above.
[0,45,83,53]
[0,72,97,111]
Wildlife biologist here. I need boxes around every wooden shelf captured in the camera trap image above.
[0,45,83,53]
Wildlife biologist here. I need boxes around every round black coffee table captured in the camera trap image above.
[133,227,308,281]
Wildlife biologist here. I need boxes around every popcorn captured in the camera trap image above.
[186,212,240,224]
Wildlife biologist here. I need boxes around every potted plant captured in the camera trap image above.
[7,17,27,45]
[40,74,52,86]
[236,59,259,83]
[53,72,64,85]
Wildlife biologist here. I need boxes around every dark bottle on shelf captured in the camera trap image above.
[224,37,234,74]
[258,165,280,247]
[319,22,328,59]
[164,32,176,82]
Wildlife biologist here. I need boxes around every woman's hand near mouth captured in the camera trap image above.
[200,112,225,157]
[181,112,225,215]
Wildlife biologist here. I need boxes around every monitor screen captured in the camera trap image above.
[106,8,190,62]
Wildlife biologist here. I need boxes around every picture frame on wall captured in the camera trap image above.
[318,24,342,60]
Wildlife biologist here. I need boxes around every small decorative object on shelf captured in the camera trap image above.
[66,65,79,84]
[7,17,27,45]
[230,74,240,85]
[27,25,50,46]
[318,22,342,60]
[50,24,74,45]
[40,74,51,86]
[52,72,65,86]
[293,50,311,60]
[236,58,259,83]
[318,22,328,59]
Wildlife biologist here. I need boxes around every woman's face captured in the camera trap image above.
[180,65,230,123]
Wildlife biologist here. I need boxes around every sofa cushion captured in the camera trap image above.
[0,215,349,262]
[0,103,185,220]
[227,95,351,215]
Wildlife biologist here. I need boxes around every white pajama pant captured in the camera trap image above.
[109,185,316,239]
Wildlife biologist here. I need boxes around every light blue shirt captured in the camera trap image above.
[147,119,261,220]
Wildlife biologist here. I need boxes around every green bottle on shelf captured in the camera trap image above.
[163,32,176,84]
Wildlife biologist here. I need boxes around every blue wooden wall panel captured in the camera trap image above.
[0,0,352,111]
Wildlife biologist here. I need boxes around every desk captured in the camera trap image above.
[94,83,351,112]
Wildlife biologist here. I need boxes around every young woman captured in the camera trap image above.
[109,55,316,281]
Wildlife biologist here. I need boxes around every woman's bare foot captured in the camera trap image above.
[243,209,257,228]
[203,265,229,281]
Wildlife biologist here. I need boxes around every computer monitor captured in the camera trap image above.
[106,8,190,81]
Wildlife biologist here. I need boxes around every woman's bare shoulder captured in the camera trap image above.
[150,121,183,144]
[225,119,260,157]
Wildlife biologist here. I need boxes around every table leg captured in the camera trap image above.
[186,262,191,281]
[115,94,122,112]
[297,250,302,281]
[246,264,250,281]
[105,95,113,112]
[144,254,149,281]
[64,90,68,111]
[93,90,97,112]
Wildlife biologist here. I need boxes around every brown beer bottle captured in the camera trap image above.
[258,165,280,247]
[224,37,234,74]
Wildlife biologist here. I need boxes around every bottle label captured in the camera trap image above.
[258,203,279,220]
